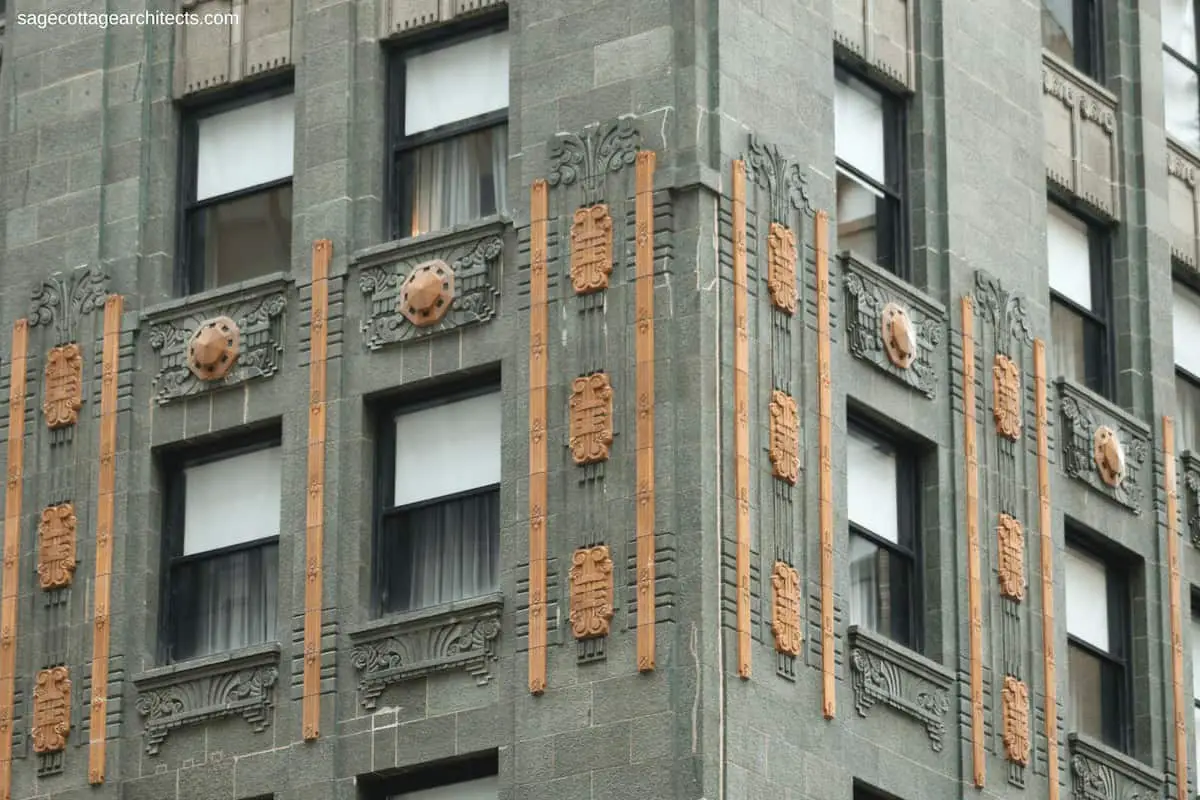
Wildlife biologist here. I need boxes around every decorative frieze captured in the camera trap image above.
[174,0,293,97]
[1167,139,1200,270]
[43,344,83,430]
[1068,734,1163,800]
[31,668,70,754]
[1042,53,1120,219]
[1185,453,1200,547]
[570,205,614,294]
[1057,380,1150,513]
[997,513,1025,601]
[380,0,507,39]
[842,253,945,399]
[568,546,614,640]
[848,627,953,751]
[349,595,502,711]
[768,391,800,485]
[833,0,914,89]
[569,373,614,466]
[770,562,802,657]
[37,504,77,591]
[1002,676,1030,766]
[547,116,641,206]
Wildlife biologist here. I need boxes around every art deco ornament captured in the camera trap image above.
[569,373,614,465]
[1093,426,1125,487]
[37,503,77,591]
[992,354,1022,440]
[398,259,456,328]
[43,343,84,430]
[1002,676,1030,766]
[881,302,916,369]
[32,666,70,754]
[997,513,1024,601]
[570,204,614,294]
[568,545,614,639]
[768,390,800,485]
[771,561,802,657]
[186,316,240,381]
[766,223,797,314]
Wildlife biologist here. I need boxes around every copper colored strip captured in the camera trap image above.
[89,297,120,784]
[816,211,834,719]
[635,150,657,673]
[1164,416,1188,800]
[529,180,549,695]
[962,296,984,788]
[302,240,332,741]
[0,320,28,800]
[732,160,752,680]
[1034,340,1058,800]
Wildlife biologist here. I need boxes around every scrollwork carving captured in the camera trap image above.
[1058,382,1149,513]
[742,135,813,222]
[569,373,614,465]
[1002,676,1030,766]
[568,546,614,640]
[770,562,801,657]
[1069,735,1162,800]
[37,504,77,591]
[547,117,641,205]
[31,667,70,754]
[849,628,952,751]
[43,343,83,430]
[768,390,799,485]
[973,270,1032,353]
[29,266,109,346]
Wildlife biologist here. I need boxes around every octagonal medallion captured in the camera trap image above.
[399,260,456,328]
[187,316,241,381]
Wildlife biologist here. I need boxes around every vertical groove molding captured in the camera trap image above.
[302,240,332,741]
[634,151,657,673]
[89,297,121,784]
[732,160,752,680]
[1164,416,1188,800]
[962,296,984,788]
[1034,340,1059,800]
[0,320,28,800]
[528,180,549,695]
[815,211,834,719]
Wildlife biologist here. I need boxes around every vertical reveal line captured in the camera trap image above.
[634,151,657,673]
[302,240,332,742]
[1164,416,1188,800]
[89,297,120,785]
[962,296,984,788]
[1034,340,1058,800]
[529,179,549,695]
[815,211,834,719]
[0,320,28,800]
[732,160,752,680]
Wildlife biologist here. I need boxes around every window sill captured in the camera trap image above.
[143,271,294,319]
[1067,733,1162,798]
[353,215,510,271]
[349,593,503,710]
[1055,379,1151,514]
[1041,49,1117,105]
[131,642,281,755]
[847,625,953,752]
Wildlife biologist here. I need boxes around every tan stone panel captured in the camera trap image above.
[569,546,614,640]
[37,504,77,591]
[570,204,614,295]
[43,343,83,430]
[1002,676,1030,766]
[569,373,614,466]
[32,667,70,754]
[771,562,802,657]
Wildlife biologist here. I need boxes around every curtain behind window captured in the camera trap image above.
[404,126,508,237]
[170,543,278,661]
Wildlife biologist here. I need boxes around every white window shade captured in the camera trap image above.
[184,446,283,556]
[392,776,498,800]
[1065,546,1109,651]
[405,32,510,136]
[834,75,886,183]
[1047,205,1093,310]
[394,392,501,507]
[1174,283,1200,376]
[196,94,295,202]
[846,429,899,543]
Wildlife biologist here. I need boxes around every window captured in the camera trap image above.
[179,90,294,295]
[374,389,501,615]
[1047,203,1111,397]
[1065,541,1129,751]
[834,69,906,276]
[1192,602,1200,770]
[1042,0,1104,79]
[1165,0,1200,151]
[161,439,281,662]
[388,27,509,241]
[362,753,498,800]
[846,423,918,649]
[1175,282,1200,452]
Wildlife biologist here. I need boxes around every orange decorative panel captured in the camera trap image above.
[732,160,752,681]
[961,296,984,788]
[568,373,614,466]
[634,150,657,673]
[528,180,550,695]
[43,343,83,430]
[568,546,614,639]
[1034,340,1059,800]
[768,390,799,485]
[766,222,797,314]
[303,240,332,742]
[570,204,613,295]
[32,666,70,754]
[1002,676,1030,766]
[1164,416,1188,800]
[992,354,1021,441]
[37,503,77,591]
[770,561,802,657]
[816,211,835,719]
[997,513,1024,601]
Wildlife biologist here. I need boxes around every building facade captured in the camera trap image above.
[0,0,1197,799]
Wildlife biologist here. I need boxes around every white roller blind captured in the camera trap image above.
[405,32,510,136]
[1047,205,1093,310]
[392,776,498,800]
[394,391,501,507]
[1065,546,1110,651]
[196,94,295,202]
[184,446,282,555]
[846,429,899,543]
[1174,283,1200,376]
[834,75,885,183]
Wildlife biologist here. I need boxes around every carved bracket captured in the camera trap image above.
[547,116,641,205]
[1068,734,1163,800]
[842,254,945,398]
[349,594,502,711]
[132,644,280,755]
[1184,453,1200,547]
[29,265,109,346]
[848,626,952,750]
[1057,380,1150,513]
[357,224,502,350]
[144,276,289,404]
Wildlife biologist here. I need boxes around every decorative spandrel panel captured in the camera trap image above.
[847,627,952,751]
[1056,380,1149,513]
[1168,140,1200,271]
[174,0,294,97]
[1042,54,1120,220]
[380,0,507,38]
[1068,734,1162,800]
[833,0,913,88]
[1184,453,1200,547]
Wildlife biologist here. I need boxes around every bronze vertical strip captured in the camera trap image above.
[635,151,657,673]
[529,180,549,695]
[815,211,834,719]
[962,296,984,788]
[89,297,120,785]
[0,320,28,800]
[732,160,751,680]
[302,240,332,741]
[1034,341,1058,800]
[1164,416,1188,800]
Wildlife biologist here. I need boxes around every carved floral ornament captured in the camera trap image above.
[1002,676,1030,766]
[32,666,70,754]
[398,259,456,327]
[570,204,614,295]
[1093,426,1126,487]
[569,545,614,639]
[997,513,1025,601]
[186,316,240,381]
[881,302,916,369]
[569,373,614,465]
[770,561,802,657]
[767,223,797,314]
[993,354,1022,440]
[43,343,84,430]
[768,390,800,485]
[37,503,77,591]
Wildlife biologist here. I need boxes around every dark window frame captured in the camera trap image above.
[358,751,498,799]
[833,63,910,280]
[157,425,283,664]
[1045,0,1105,80]
[385,16,509,243]
[1175,275,1200,445]
[175,78,295,297]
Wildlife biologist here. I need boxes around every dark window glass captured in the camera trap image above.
[1047,203,1112,398]
[1042,0,1103,79]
